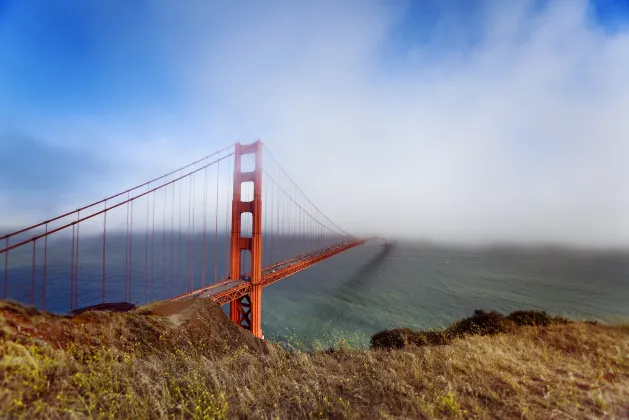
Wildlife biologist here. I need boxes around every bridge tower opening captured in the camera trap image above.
[229,140,263,338]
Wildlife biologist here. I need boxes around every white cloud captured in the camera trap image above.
[5,0,629,248]
[142,0,629,247]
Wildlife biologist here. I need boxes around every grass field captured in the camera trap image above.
[1,299,628,419]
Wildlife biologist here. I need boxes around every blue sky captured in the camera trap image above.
[1,0,629,246]
[2,1,627,117]
[0,1,182,121]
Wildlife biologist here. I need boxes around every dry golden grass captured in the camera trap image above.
[1,299,628,419]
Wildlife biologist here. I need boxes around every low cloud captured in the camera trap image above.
[161,0,629,247]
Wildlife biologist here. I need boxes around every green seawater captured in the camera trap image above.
[261,240,629,348]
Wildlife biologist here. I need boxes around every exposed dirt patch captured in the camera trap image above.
[144,298,267,353]
[142,298,199,324]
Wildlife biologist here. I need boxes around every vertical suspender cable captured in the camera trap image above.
[202,164,208,287]
[43,223,48,309]
[214,158,220,284]
[177,170,183,294]
[170,182,175,296]
[75,211,80,308]
[102,203,107,303]
[191,173,197,292]
[151,187,156,300]
[70,224,75,311]
[129,202,133,303]
[30,239,36,306]
[187,175,193,293]
[145,185,150,303]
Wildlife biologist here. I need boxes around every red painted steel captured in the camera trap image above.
[42,224,48,309]
[102,208,107,303]
[228,141,264,338]
[173,239,367,305]
[31,240,36,306]
[0,139,367,338]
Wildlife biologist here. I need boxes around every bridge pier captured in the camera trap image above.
[229,140,264,338]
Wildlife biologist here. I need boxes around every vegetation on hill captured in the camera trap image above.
[370,309,573,349]
[1,299,628,419]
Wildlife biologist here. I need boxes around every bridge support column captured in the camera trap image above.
[229,140,263,339]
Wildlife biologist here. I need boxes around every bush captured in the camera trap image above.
[507,310,570,326]
[370,309,576,350]
[411,330,451,347]
[371,327,452,350]
[371,328,415,350]
[370,328,451,350]
[447,310,516,337]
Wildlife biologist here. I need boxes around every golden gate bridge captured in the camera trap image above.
[0,140,367,338]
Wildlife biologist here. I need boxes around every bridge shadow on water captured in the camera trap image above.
[309,243,395,324]
[337,244,394,294]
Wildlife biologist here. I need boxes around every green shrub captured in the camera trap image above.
[370,309,579,350]
[371,328,414,350]
[371,328,451,350]
[447,310,516,337]
[507,310,570,326]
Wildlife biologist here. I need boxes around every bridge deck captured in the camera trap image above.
[173,240,366,305]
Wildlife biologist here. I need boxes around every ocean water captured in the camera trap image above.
[261,240,629,346]
[3,236,629,348]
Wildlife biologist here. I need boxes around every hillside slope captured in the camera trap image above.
[1,299,628,419]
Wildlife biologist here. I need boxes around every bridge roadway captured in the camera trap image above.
[173,240,367,305]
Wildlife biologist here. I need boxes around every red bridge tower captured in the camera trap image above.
[229,141,263,338]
